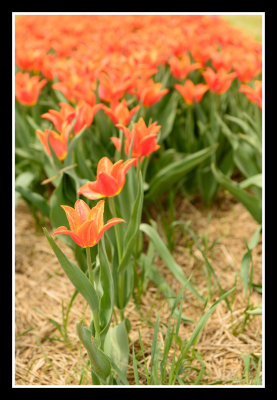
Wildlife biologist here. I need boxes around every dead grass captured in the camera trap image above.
[14,191,262,386]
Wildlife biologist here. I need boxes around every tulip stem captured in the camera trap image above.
[108,197,125,318]
[108,197,122,261]
[86,247,101,347]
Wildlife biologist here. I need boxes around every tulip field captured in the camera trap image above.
[14,14,263,386]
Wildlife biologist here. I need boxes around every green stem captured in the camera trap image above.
[108,197,122,261]
[108,197,125,319]
[86,247,101,347]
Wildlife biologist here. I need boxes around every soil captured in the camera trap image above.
[14,191,262,386]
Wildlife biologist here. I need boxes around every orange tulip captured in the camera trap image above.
[202,67,237,95]
[102,99,140,126]
[42,100,103,135]
[98,72,134,105]
[52,199,125,248]
[78,157,136,200]
[240,80,262,110]
[36,123,71,161]
[15,72,47,106]
[169,55,201,80]
[132,79,168,107]
[112,117,161,163]
[175,80,208,105]
[233,54,261,83]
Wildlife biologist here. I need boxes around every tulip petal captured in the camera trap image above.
[96,218,126,244]
[97,172,119,197]
[110,137,121,152]
[52,226,83,247]
[74,199,91,224]
[61,205,81,232]
[77,181,104,200]
[97,157,113,177]
[77,219,98,248]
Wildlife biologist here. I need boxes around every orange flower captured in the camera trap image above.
[233,54,261,83]
[112,117,161,163]
[42,100,103,135]
[202,67,237,95]
[52,199,125,248]
[131,79,168,107]
[169,55,201,80]
[240,80,262,110]
[98,72,134,105]
[102,99,140,126]
[15,72,47,106]
[175,80,208,104]
[36,123,71,161]
[78,157,136,200]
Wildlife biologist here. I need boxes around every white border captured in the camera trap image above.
[12,11,265,389]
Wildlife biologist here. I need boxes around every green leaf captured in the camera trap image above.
[140,223,205,303]
[64,126,87,167]
[43,228,99,314]
[211,163,262,224]
[104,321,129,378]
[157,91,179,142]
[239,174,262,190]
[76,322,111,380]
[145,144,218,203]
[15,186,50,217]
[118,172,144,274]
[15,172,35,205]
[98,239,114,336]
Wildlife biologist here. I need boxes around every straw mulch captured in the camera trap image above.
[14,191,262,386]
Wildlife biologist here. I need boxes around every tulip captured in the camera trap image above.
[131,78,168,107]
[202,67,237,95]
[15,72,47,106]
[78,157,136,200]
[240,80,262,110]
[112,117,161,163]
[102,99,140,126]
[36,123,71,161]
[42,100,103,135]
[175,80,208,105]
[169,55,201,80]
[52,199,125,248]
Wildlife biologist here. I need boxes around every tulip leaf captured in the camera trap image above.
[104,320,129,378]
[15,172,35,206]
[15,186,50,217]
[139,223,205,303]
[239,174,262,189]
[117,172,143,274]
[64,126,87,167]
[76,322,111,380]
[145,144,218,202]
[98,238,114,336]
[157,91,179,142]
[43,228,99,314]
[211,163,262,224]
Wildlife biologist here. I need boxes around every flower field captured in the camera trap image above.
[14,14,263,387]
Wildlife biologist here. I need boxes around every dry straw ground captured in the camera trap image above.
[14,191,262,386]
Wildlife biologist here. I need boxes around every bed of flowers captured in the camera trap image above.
[14,14,263,386]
